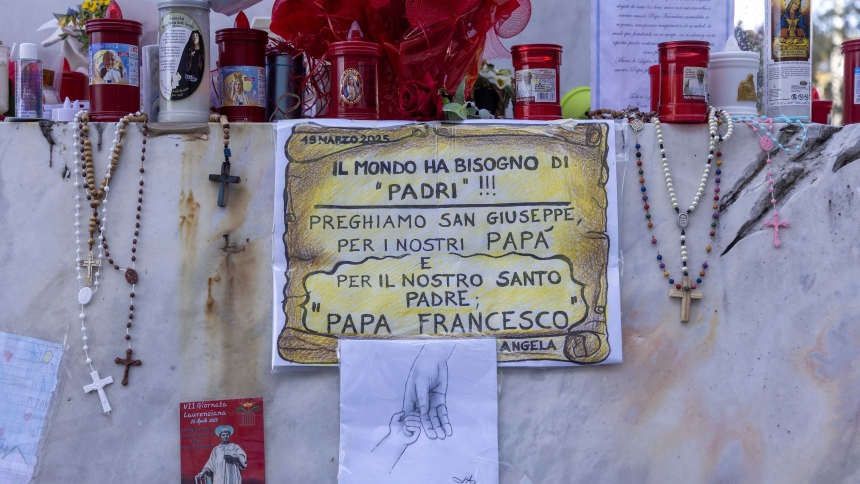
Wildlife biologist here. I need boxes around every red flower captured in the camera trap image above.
[400,73,443,120]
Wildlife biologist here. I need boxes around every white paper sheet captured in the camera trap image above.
[339,339,498,484]
[0,333,63,484]
[590,0,735,111]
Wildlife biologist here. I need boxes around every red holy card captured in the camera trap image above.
[180,398,265,484]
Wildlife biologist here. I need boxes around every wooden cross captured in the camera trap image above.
[79,251,101,287]
[83,370,113,414]
[208,160,241,207]
[763,211,789,247]
[669,276,703,323]
[114,348,142,386]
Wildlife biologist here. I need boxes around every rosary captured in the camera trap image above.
[630,107,733,323]
[734,115,806,247]
[73,111,147,414]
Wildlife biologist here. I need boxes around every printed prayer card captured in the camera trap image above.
[180,397,265,484]
[339,339,498,484]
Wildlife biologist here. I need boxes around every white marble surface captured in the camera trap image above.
[0,118,859,483]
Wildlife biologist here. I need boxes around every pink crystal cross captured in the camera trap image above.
[763,211,790,247]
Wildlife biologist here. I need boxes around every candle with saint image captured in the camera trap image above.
[86,0,143,122]
[216,11,268,122]
[157,0,211,122]
[658,40,710,123]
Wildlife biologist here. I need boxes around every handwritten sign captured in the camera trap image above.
[272,121,621,367]
[591,0,734,110]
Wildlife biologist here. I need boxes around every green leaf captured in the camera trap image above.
[443,103,468,120]
[236,408,247,413]
[455,79,466,105]
[251,406,261,413]
[466,105,478,117]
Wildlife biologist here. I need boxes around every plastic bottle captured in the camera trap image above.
[0,43,9,115]
[764,0,812,118]
[15,43,43,119]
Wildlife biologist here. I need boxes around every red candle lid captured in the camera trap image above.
[658,40,710,50]
[511,44,562,64]
[648,64,659,75]
[327,22,382,57]
[216,11,268,44]
[842,39,860,54]
[86,0,142,36]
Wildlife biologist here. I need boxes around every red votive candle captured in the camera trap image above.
[648,64,660,112]
[216,11,268,122]
[842,39,860,126]
[512,44,562,120]
[86,0,142,122]
[658,41,710,123]
[327,22,381,120]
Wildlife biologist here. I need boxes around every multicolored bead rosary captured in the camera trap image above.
[735,115,799,247]
[73,110,148,413]
[630,106,733,322]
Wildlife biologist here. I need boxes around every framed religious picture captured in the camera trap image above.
[180,397,266,484]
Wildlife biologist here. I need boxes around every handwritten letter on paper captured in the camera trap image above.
[591,0,733,110]
[274,122,620,366]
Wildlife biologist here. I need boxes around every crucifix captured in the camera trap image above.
[763,211,789,247]
[79,251,101,286]
[208,156,241,207]
[83,370,113,414]
[114,348,142,386]
[669,277,703,323]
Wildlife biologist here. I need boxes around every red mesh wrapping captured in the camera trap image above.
[270,0,531,119]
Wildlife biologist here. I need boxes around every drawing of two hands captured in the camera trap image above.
[374,344,455,470]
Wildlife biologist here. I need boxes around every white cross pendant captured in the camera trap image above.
[84,370,114,414]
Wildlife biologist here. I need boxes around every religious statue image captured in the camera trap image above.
[225,72,249,106]
[341,69,362,104]
[196,425,248,484]
[96,50,125,84]
[737,73,758,102]
[176,30,205,96]
[684,68,707,99]
[771,0,810,59]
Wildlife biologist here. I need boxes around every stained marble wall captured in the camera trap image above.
[0,119,858,483]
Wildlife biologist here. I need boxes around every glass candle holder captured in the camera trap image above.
[512,44,562,120]
[658,41,710,123]
[327,22,382,121]
[216,11,268,122]
[842,39,860,125]
[648,64,660,112]
[157,0,211,123]
[86,0,141,122]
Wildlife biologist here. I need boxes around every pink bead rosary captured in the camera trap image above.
[741,116,791,247]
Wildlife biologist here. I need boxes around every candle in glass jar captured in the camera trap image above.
[86,0,142,122]
[157,0,211,122]
[648,64,660,113]
[842,39,860,125]
[216,11,268,122]
[512,44,562,120]
[327,21,382,120]
[658,41,710,123]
